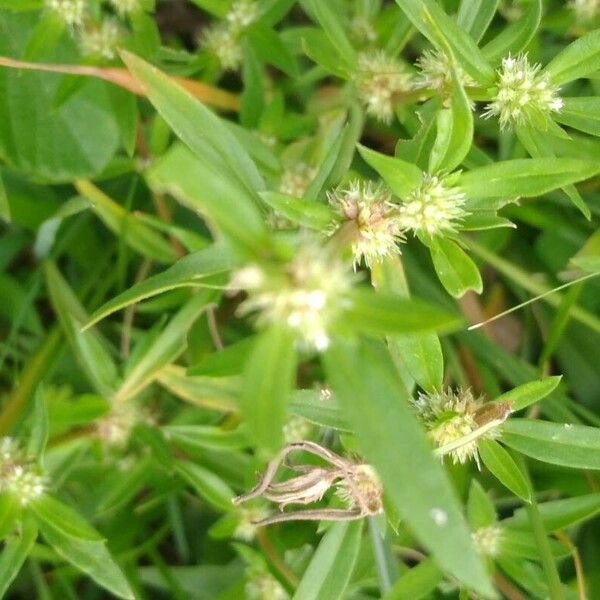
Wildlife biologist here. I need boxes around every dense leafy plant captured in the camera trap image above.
[2,0,600,598]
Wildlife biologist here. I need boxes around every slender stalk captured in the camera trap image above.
[369,517,396,594]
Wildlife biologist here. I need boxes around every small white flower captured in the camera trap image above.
[4,467,45,506]
[484,54,563,130]
[96,402,146,448]
[416,49,476,100]
[283,415,313,443]
[79,19,121,60]
[472,524,503,557]
[108,0,141,17]
[226,0,259,33]
[355,50,413,123]
[203,25,243,71]
[45,0,85,28]
[278,162,316,199]
[231,245,354,352]
[328,180,404,267]
[398,174,466,236]
[571,0,600,22]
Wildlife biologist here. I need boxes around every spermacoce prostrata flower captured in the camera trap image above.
[80,19,121,60]
[0,437,45,506]
[109,0,141,17]
[484,54,563,130]
[472,524,503,557]
[412,389,511,466]
[397,174,467,236]
[45,0,85,28]
[416,49,475,100]
[230,245,353,351]
[354,50,412,123]
[328,180,404,268]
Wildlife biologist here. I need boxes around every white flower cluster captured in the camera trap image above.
[484,54,563,130]
[0,438,45,506]
[282,415,313,443]
[278,162,317,199]
[231,246,353,351]
[572,0,600,22]
[472,524,503,557]
[246,572,289,600]
[350,15,376,44]
[203,1,258,71]
[416,49,475,99]
[328,180,404,268]
[45,0,85,28]
[355,50,412,122]
[96,402,144,447]
[412,389,500,465]
[108,0,141,17]
[79,19,121,59]
[397,174,466,236]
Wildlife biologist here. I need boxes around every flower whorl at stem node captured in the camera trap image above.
[354,50,412,123]
[472,524,503,557]
[484,54,563,130]
[80,19,121,60]
[0,437,45,506]
[416,49,475,99]
[45,0,85,28]
[397,174,466,236]
[230,246,353,352]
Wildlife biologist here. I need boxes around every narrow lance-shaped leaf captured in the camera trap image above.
[383,558,443,600]
[456,0,498,44]
[502,419,600,470]
[323,338,494,597]
[306,0,357,65]
[0,514,37,597]
[293,520,363,600]
[175,461,235,512]
[554,97,600,137]
[493,376,562,412]
[542,28,600,85]
[457,158,600,200]
[241,325,297,454]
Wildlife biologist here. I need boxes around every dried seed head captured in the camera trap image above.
[45,0,85,28]
[484,54,563,130]
[398,174,466,236]
[336,464,383,515]
[413,389,505,465]
[416,49,476,100]
[355,50,413,123]
[231,245,354,352]
[328,180,405,268]
[472,524,503,557]
[203,25,243,71]
[79,19,121,60]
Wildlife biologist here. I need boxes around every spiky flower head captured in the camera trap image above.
[355,50,412,123]
[472,524,503,557]
[397,174,466,236]
[79,19,121,60]
[484,54,563,130]
[328,180,404,267]
[278,162,316,199]
[230,245,354,352]
[335,464,383,515]
[203,25,243,71]
[108,0,142,17]
[45,0,85,28]
[413,389,508,465]
[416,49,476,100]
[226,0,259,33]
[571,0,600,22]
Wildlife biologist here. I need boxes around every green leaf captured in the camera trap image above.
[482,0,541,63]
[456,0,498,43]
[502,419,600,469]
[175,461,234,512]
[479,440,532,502]
[357,144,423,197]
[164,425,249,451]
[306,0,357,65]
[555,97,600,137]
[45,262,120,396]
[241,325,296,453]
[0,494,20,540]
[300,28,351,78]
[114,290,218,402]
[0,514,37,597]
[85,244,235,328]
[343,289,462,337]
[323,338,493,597]
[259,191,337,231]
[293,521,363,600]
[120,50,264,194]
[542,28,600,85]
[289,389,350,431]
[30,495,104,541]
[493,376,562,412]
[457,158,600,199]
[467,480,496,529]
[507,493,600,532]
[37,519,134,600]
[246,24,298,76]
[428,237,482,298]
[571,228,600,272]
[394,0,495,85]
[383,558,443,600]
[146,143,268,255]
[188,336,256,377]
